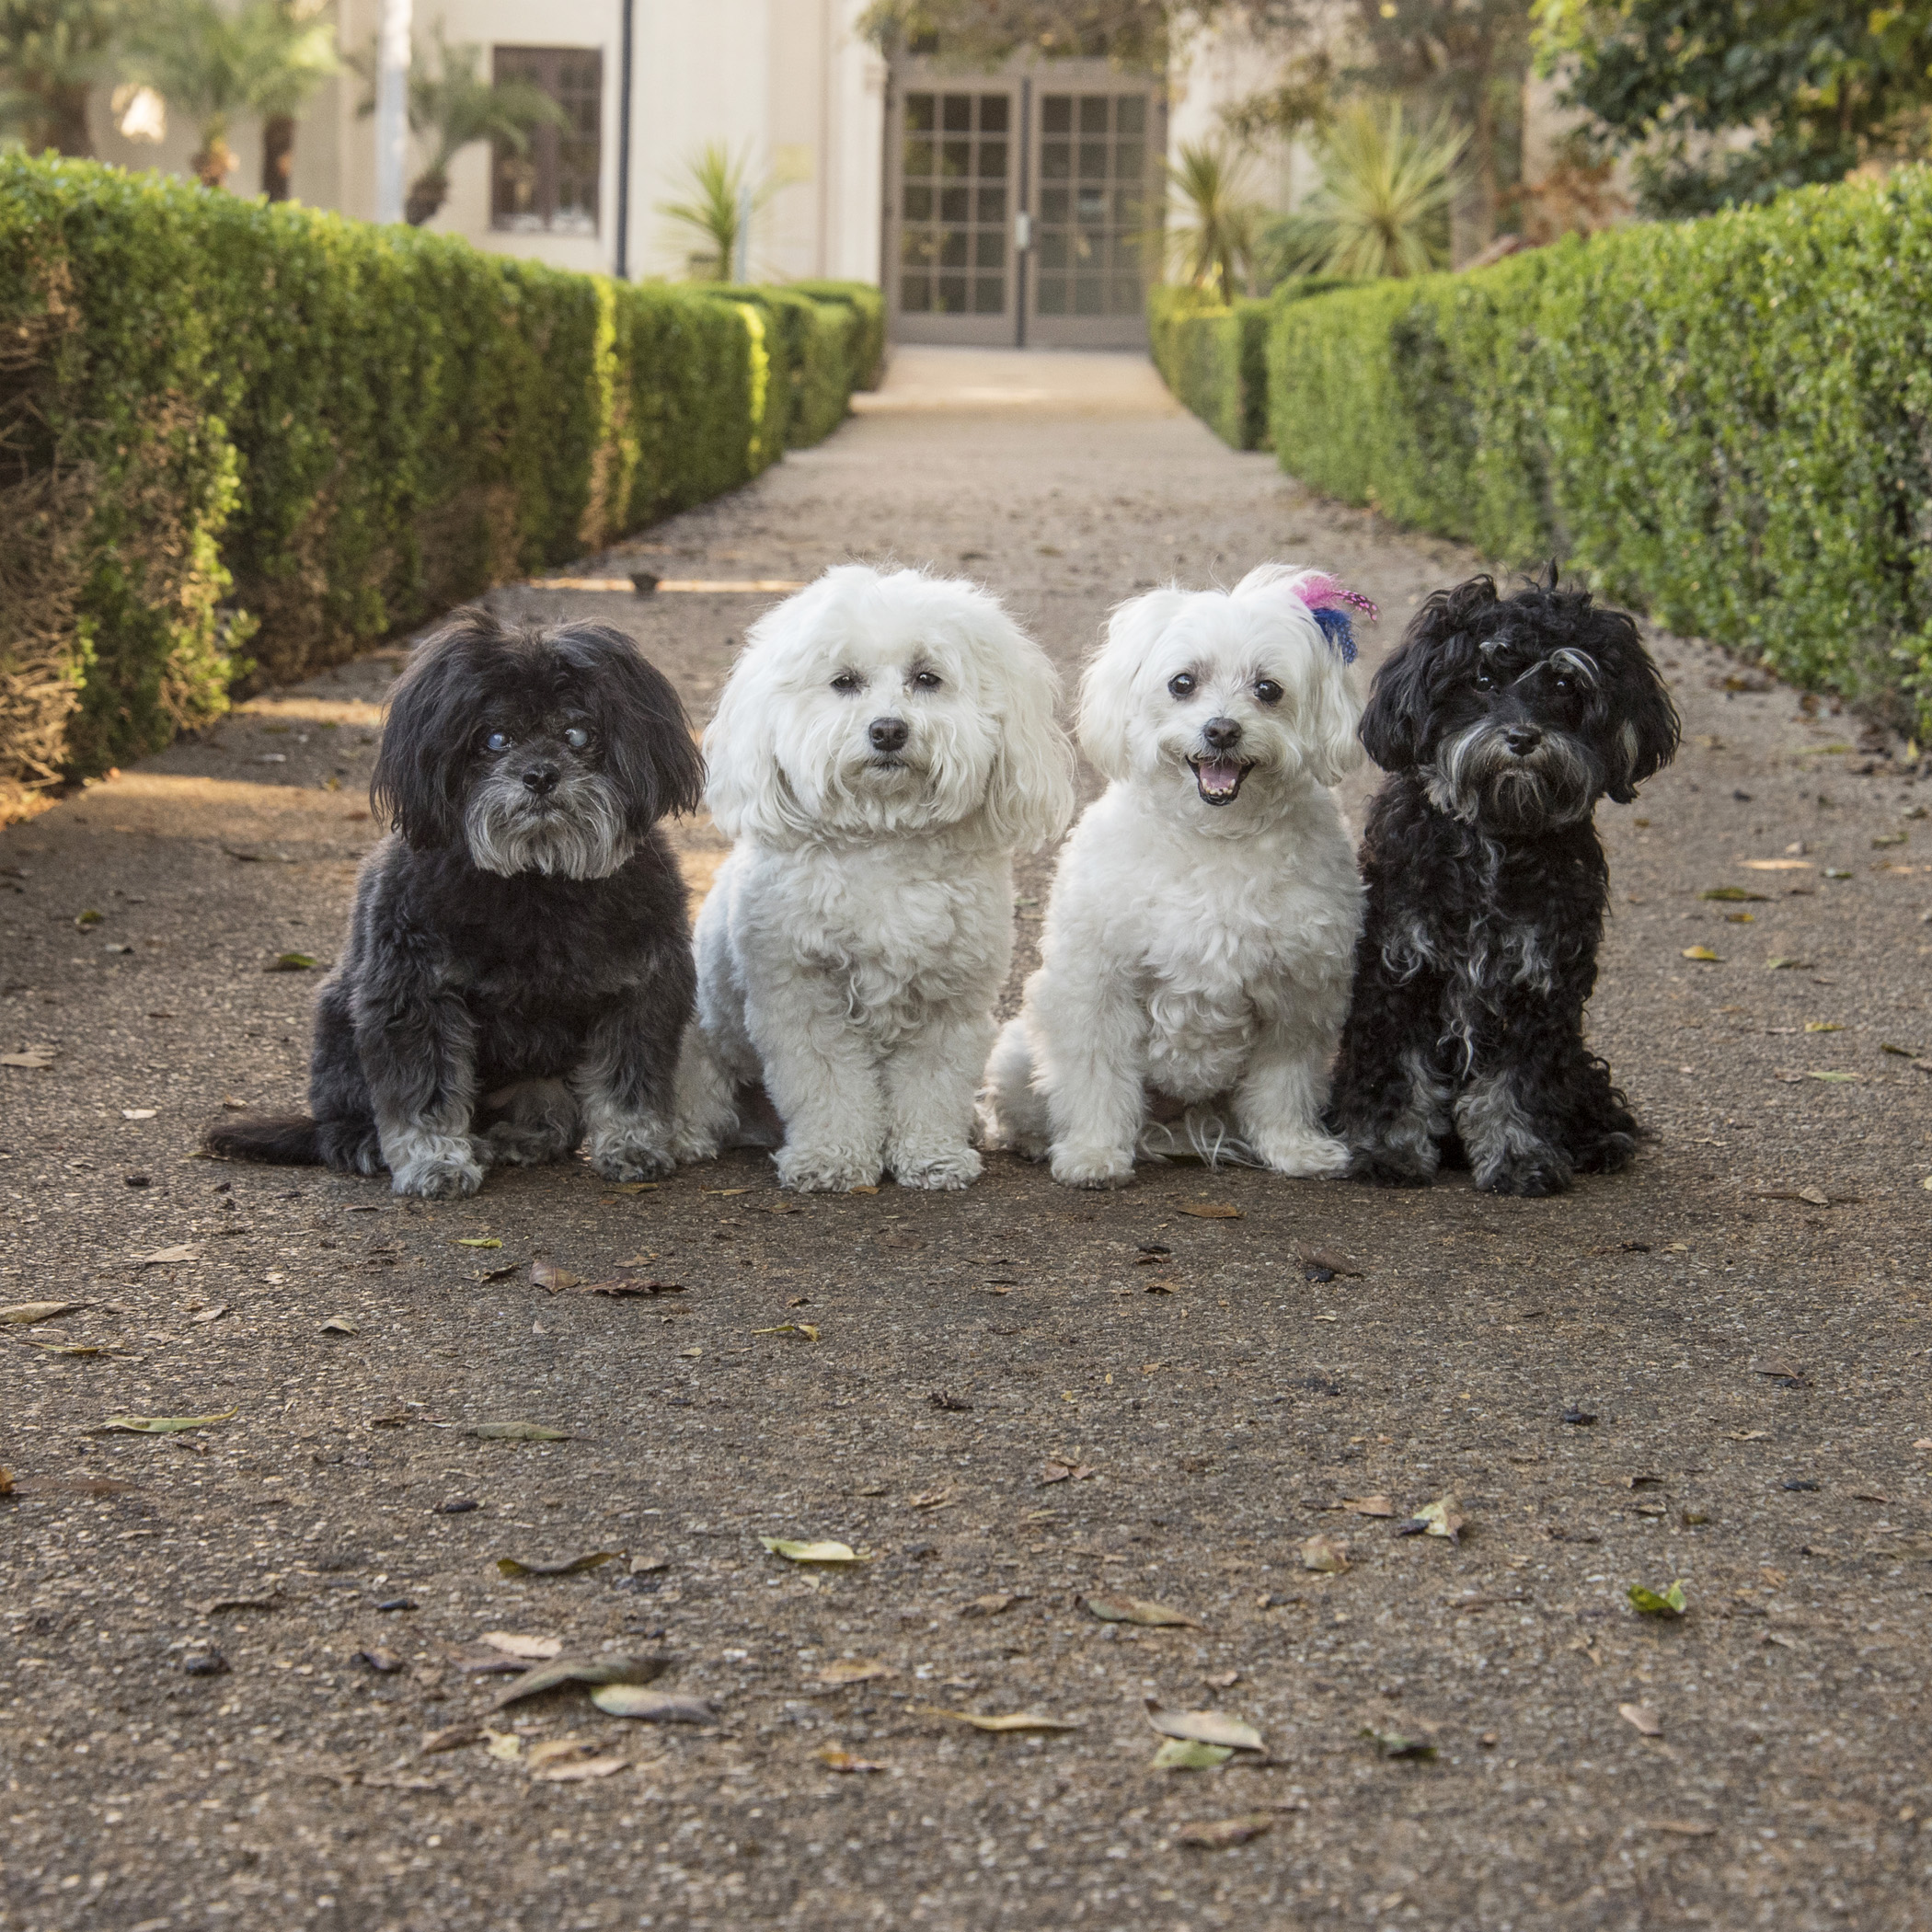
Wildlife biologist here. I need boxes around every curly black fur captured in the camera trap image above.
[1328,572,1679,1197]
[203,608,704,1198]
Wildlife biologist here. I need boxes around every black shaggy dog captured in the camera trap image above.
[205,609,704,1198]
[1328,573,1679,1196]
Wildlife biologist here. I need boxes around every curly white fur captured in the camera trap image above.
[673,564,1075,1191]
[982,564,1367,1188]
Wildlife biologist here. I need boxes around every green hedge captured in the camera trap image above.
[1149,281,1357,451]
[788,279,888,393]
[1265,169,1932,729]
[0,154,879,806]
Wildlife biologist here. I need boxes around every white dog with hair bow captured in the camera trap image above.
[982,564,1369,1187]
[673,563,1075,1191]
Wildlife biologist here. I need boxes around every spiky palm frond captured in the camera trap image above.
[1282,99,1465,280]
[1164,139,1264,302]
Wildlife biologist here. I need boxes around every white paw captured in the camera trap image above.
[891,1144,982,1191]
[668,1124,722,1166]
[589,1129,676,1183]
[1253,1131,1352,1179]
[1049,1143,1136,1190]
[390,1143,486,1199]
[776,1144,882,1193]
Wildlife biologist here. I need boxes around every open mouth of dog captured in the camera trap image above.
[1188,754,1254,806]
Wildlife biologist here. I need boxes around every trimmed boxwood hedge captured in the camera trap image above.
[1264,169,1932,730]
[0,154,878,806]
[1148,281,1356,451]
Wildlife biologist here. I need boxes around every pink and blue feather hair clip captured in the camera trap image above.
[1292,573,1379,665]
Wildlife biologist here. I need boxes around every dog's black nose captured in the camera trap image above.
[1502,725,1543,755]
[1202,715,1243,752]
[522,763,561,796]
[868,716,909,753]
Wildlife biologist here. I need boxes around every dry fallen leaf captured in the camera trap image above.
[906,1489,955,1511]
[1179,1202,1242,1219]
[1177,1814,1273,1847]
[0,1301,85,1325]
[1144,1700,1264,1752]
[484,1730,523,1761]
[495,1550,619,1578]
[959,1593,1027,1619]
[0,1046,56,1069]
[816,1745,888,1773]
[319,1316,358,1336]
[531,1260,580,1294]
[1628,1581,1688,1618]
[1034,1458,1096,1486]
[1301,1248,1365,1276]
[454,1237,502,1249]
[1080,1594,1202,1628]
[490,1653,669,1709]
[132,1244,204,1268]
[760,1536,863,1564]
[530,1754,627,1784]
[420,1723,483,1755]
[1340,1495,1395,1518]
[916,1708,1078,1733]
[1619,1702,1663,1738]
[817,1659,896,1687]
[588,1686,714,1723]
[481,1631,564,1661]
[1681,946,1722,962]
[100,1409,238,1434]
[469,1421,572,1442]
[1642,1818,1717,1837]
[190,1304,229,1325]
[1361,1728,1437,1761]
[581,1279,685,1297]
[1301,1534,1350,1574]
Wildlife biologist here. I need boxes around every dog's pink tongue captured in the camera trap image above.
[1198,756,1242,796]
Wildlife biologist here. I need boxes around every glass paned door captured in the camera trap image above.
[1030,91,1151,337]
[890,86,1018,346]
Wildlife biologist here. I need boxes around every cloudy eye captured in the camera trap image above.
[912,669,942,691]
[831,671,863,695]
[562,726,590,750]
[1253,679,1282,706]
[484,730,512,753]
[1167,672,1196,698]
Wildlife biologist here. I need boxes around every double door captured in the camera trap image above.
[886,57,1165,350]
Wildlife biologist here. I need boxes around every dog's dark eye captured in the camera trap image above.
[831,672,863,695]
[563,726,590,750]
[1551,675,1571,696]
[1253,679,1282,706]
[912,670,942,691]
[1167,673,1196,698]
[484,730,513,753]
[1474,670,1494,693]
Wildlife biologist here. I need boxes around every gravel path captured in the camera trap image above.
[4,347,1930,1932]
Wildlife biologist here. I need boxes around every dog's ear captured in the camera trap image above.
[702,593,820,846]
[554,624,704,830]
[371,608,500,847]
[1304,638,1366,788]
[976,607,1076,853]
[1079,587,1191,780]
[1594,610,1680,803]
[1360,575,1497,772]
[1233,565,1369,785]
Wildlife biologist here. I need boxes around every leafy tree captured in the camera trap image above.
[1268,98,1464,277]
[856,0,1185,66]
[351,31,564,226]
[1538,0,1932,213]
[127,0,337,190]
[0,0,121,155]
[251,0,339,202]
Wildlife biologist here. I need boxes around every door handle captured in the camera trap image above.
[1014,211,1031,251]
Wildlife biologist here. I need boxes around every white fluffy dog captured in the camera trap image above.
[673,564,1075,1191]
[983,564,1370,1188]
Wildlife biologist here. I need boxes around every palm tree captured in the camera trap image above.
[376,32,563,226]
[657,142,783,281]
[127,0,336,191]
[1271,99,1465,281]
[0,0,122,155]
[1163,140,1264,302]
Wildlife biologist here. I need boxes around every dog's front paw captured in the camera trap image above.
[389,1137,487,1200]
[891,1144,982,1191]
[1049,1142,1136,1190]
[776,1144,882,1193]
[1478,1153,1572,1198]
[668,1123,722,1166]
[1252,1130,1351,1179]
[588,1128,676,1184]
[1348,1149,1436,1189]
[484,1122,578,1168]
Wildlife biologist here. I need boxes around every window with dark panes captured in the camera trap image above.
[897,89,1010,316]
[1034,92,1148,316]
[491,47,602,236]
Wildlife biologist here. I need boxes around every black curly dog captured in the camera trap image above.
[1328,572,1679,1196]
[205,608,703,1198]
